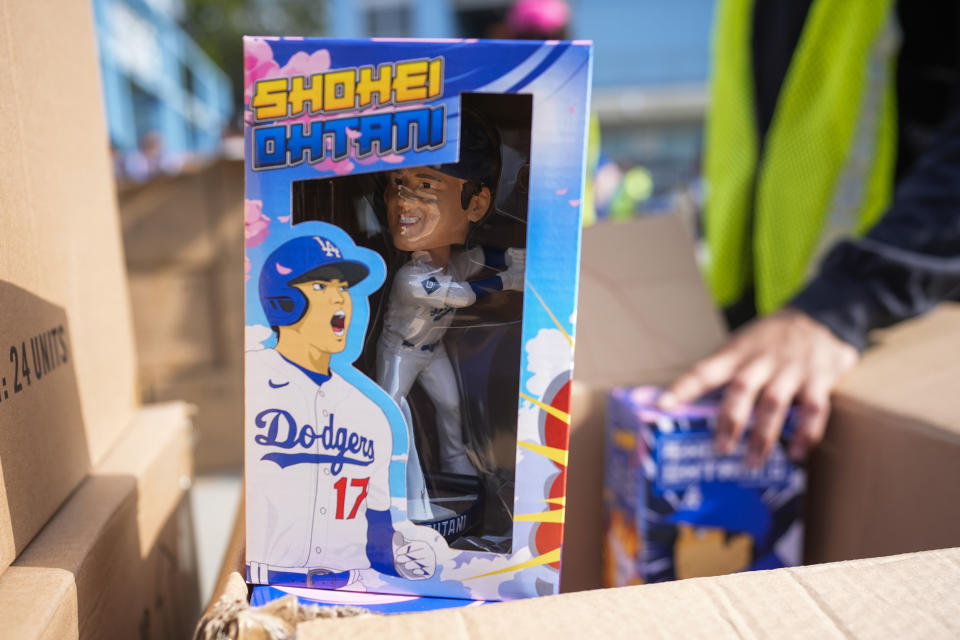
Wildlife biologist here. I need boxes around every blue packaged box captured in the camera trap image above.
[244,37,593,602]
[604,386,805,586]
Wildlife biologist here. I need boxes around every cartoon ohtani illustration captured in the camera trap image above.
[375,111,526,522]
[246,231,436,587]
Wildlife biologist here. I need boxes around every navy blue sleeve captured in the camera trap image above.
[365,508,397,576]
[469,275,505,300]
[481,246,507,269]
[790,113,960,350]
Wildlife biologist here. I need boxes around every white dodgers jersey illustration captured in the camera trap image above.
[245,224,435,589]
[246,351,391,571]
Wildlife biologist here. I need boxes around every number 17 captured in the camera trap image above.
[334,477,369,519]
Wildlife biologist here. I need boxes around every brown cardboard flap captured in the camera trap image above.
[296,548,960,639]
[574,215,726,390]
[807,303,960,564]
[96,402,196,555]
[0,283,90,573]
[0,569,78,640]
[0,0,137,462]
[128,270,221,376]
[119,159,245,473]
[836,304,960,439]
[0,403,198,640]
[562,216,726,592]
[559,382,606,592]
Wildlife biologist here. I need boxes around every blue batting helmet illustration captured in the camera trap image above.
[259,235,370,327]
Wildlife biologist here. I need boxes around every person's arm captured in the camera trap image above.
[397,268,480,309]
[365,509,436,579]
[363,405,435,580]
[661,113,960,465]
[465,247,525,297]
[791,112,960,349]
[365,508,400,575]
[400,249,525,309]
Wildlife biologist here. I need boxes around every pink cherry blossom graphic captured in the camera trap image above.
[357,152,405,165]
[276,262,293,275]
[245,255,252,281]
[244,39,281,105]
[556,188,568,195]
[245,199,271,248]
[244,38,333,124]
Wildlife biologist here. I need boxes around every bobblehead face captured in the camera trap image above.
[289,278,353,354]
[384,167,490,252]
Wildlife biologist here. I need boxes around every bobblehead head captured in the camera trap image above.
[383,111,500,259]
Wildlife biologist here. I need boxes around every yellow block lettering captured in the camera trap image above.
[394,61,429,103]
[356,64,393,108]
[251,78,289,120]
[428,59,443,99]
[288,74,324,116]
[324,69,356,112]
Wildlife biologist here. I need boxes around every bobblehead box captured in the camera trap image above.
[243,37,593,601]
[603,386,804,586]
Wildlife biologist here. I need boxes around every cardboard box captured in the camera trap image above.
[118,158,245,472]
[565,217,960,590]
[561,215,727,592]
[152,365,244,472]
[243,37,593,601]
[806,304,960,563]
[128,269,222,376]
[0,403,199,639]
[292,548,960,639]
[0,0,138,572]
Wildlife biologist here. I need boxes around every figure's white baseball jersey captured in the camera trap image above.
[377,247,486,482]
[246,347,392,572]
[380,247,485,351]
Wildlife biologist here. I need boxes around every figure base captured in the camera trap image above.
[414,472,484,543]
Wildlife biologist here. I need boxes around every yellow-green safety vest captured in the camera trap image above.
[704,0,900,314]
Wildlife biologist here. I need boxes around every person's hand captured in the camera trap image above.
[657,308,859,465]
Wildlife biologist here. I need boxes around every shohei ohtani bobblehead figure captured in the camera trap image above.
[376,112,525,522]
[247,233,435,588]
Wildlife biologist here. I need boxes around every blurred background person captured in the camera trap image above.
[660,2,960,466]
[488,0,570,39]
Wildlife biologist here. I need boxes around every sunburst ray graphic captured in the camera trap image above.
[518,439,568,466]
[519,392,570,424]
[464,548,564,580]
[527,282,573,348]
[514,508,565,523]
